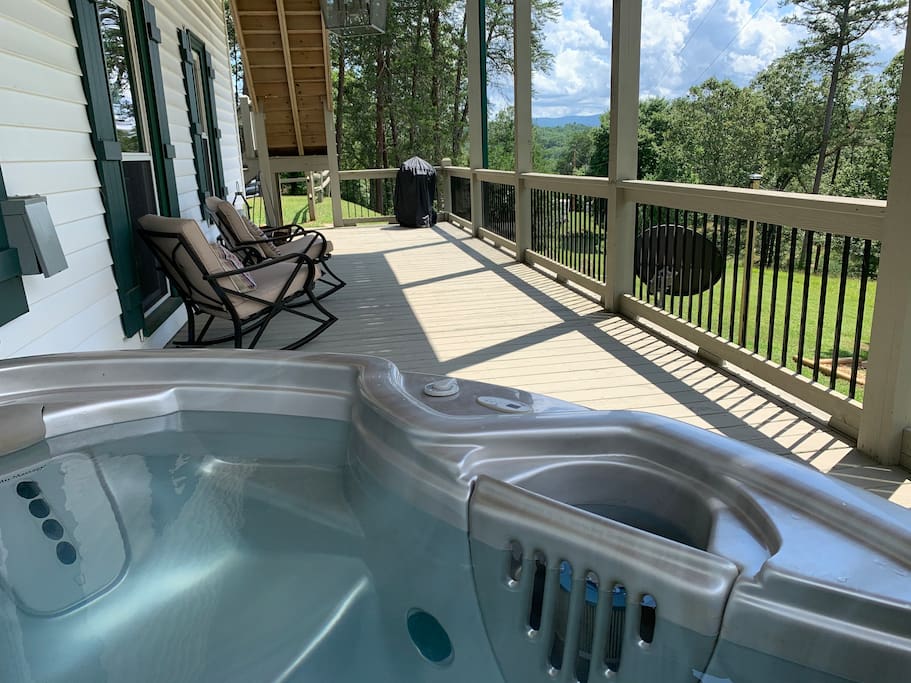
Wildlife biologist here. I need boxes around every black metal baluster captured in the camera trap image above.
[576,195,582,275]
[782,227,798,367]
[716,216,727,335]
[729,218,742,340]
[796,230,816,377]
[811,233,833,384]
[767,225,782,360]
[663,208,673,311]
[830,236,852,390]
[686,210,696,321]
[753,224,768,353]
[740,219,755,347]
[697,212,707,328]
[674,209,683,317]
[550,190,556,261]
[645,205,655,305]
[849,240,872,399]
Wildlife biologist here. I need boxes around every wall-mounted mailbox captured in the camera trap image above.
[1,196,67,278]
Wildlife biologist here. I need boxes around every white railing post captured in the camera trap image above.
[323,98,344,227]
[252,101,281,227]
[440,157,452,218]
[467,0,484,237]
[604,0,642,311]
[513,0,533,260]
[857,37,911,466]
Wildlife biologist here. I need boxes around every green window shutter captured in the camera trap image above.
[179,29,212,208]
[70,0,143,337]
[134,0,179,216]
[200,47,227,199]
[0,170,29,327]
[180,30,227,206]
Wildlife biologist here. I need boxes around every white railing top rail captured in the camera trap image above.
[339,168,399,180]
[521,172,611,198]
[350,165,886,240]
[444,166,472,179]
[618,179,886,241]
[474,168,517,185]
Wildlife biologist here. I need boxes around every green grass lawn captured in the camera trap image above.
[245,194,381,228]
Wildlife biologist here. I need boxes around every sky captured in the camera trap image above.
[505,0,907,119]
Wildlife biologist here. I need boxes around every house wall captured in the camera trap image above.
[0,0,242,359]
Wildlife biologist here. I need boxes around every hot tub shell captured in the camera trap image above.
[0,350,908,683]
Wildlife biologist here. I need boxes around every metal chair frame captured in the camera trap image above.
[139,227,336,350]
[208,199,346,300]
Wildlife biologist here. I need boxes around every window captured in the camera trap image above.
[72,0,181,336]
[97,0,146,154]
[180,30,226,209]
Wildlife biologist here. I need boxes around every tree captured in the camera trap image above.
[782,0,906,194]
[663,78,767,187]
[830,50,903,198]
[589,114,609,177]
[554,127,594,175]
[224,1,244,104]
[752,51,827,191]
[331,0,558,174]
[637,98,673,180]
[487,107,515,170]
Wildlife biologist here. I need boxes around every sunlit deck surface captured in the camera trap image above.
[178,221,911,507]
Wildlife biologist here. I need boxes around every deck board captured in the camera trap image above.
[174,222,911,508]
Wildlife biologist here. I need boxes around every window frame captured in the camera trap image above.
[179,28,226,214]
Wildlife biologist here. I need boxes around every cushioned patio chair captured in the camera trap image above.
[138,214,336,350]
[205,197,345,300]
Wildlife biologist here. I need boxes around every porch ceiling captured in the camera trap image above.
[230,0,331,156]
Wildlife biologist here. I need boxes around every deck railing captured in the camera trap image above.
[337,164,895,450]
[630,205,877,403]
[338,168,398,223]
[435,166,892,443]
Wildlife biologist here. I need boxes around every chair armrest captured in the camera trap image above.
[205,250,314,278]
[264,224,328,240]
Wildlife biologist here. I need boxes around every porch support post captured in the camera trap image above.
[253,102,282,226]
[467,0,484,236]
[440,157,453,218]
[323,98,344,227]
[513,0,533,260]
[857,36,911,466]
[604,0,642,310]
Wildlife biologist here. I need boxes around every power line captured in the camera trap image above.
[657,0,725,86]
[693,0,774,84]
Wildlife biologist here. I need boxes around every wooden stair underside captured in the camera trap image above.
[231,0,331,157]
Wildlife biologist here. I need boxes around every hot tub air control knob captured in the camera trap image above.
[423,378,460,397]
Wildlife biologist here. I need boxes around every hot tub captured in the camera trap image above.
[0,351,908,683]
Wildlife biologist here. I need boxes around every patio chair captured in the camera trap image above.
[205,197,345,300]
[137,214,336,350]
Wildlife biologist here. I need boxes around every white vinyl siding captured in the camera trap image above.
[0,0,243,359]
[155,0,242,220]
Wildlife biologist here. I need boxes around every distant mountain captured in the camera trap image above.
[533,115,602,128]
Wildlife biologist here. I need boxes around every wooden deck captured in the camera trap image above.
[178,222,911,508]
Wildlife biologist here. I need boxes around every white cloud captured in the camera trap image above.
[519,0,905,119]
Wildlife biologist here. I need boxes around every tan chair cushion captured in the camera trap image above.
[208,261,321,319]
[206,197,270,260]
[139,214,240,308]
[243,216,282,258]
